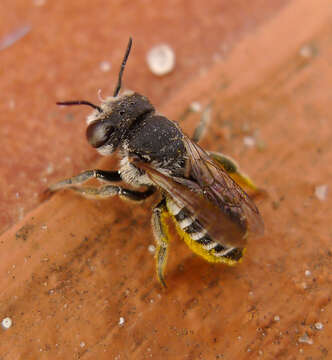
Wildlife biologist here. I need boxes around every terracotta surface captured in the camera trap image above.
[1,0,332,359]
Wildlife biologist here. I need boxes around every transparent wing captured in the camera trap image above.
[183,136,264,238]
[132,136,263,248]
[183,136,264,239]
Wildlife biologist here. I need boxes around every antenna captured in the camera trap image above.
[113,37,133,97]
[56,100,102,113]
[56,38,133,111]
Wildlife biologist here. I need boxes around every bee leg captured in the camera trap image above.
[209,152,260,193]
[57,184,155,201]
[191,105,212,143]
[151,198,171,288]
[48,170,122,192]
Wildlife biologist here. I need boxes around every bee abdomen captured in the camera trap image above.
[166,198,244,264]
[170,200,221,251]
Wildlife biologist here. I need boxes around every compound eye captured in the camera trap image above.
[86,121,115,148]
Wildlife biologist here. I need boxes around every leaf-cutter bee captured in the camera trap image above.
[49,38,264,287]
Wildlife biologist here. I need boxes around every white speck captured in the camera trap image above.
[274,315,280,322]
[12,264,16,269]
[237,336,242,340]
[1,317,13,330]
[0,25,31,51]
[189,102,202,113]
[15,192,20,199]
[148,244,156,253]
[315,184,328,201]
[146,44,175,76]
[80,341,86,348]
[299,348,304,354]
[301,282,308,289]
[119,317,125,326]
[298,333,313,344]
[41,224,48,231]
[258,350,263,356]
[34,0,46,6]
[248,291,254,296]
[150,298,154,303]
[63,303,68,309]
[43,282,48,287]
[314,322,323,330]
[299,44,314,58]
[46,163,54,175]
[100,61,111,72]
[9,99,15,109]
[305,270,311,277]
[18,207,25,220]
[243,136,256,147]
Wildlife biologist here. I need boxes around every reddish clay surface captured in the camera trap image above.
[1,0,332,359]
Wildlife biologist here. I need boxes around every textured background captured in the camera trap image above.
[0,0,331,359]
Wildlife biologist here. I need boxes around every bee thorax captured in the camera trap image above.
[119,155,154,187]
[125,114,186,173]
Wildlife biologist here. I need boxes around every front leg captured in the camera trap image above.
[48,169,122,192]
[62,184,155,202]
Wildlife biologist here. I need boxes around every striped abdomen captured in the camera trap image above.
[166,198,244,265]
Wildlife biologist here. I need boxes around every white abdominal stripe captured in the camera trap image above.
[166,199,241,259]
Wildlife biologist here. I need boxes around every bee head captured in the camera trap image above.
[85,92,154,154]
[56,38,154,155]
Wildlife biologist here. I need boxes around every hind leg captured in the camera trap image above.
[151,198,172,287]
[209,152,259,193]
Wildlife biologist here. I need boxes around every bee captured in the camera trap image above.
[49,38,264,287]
